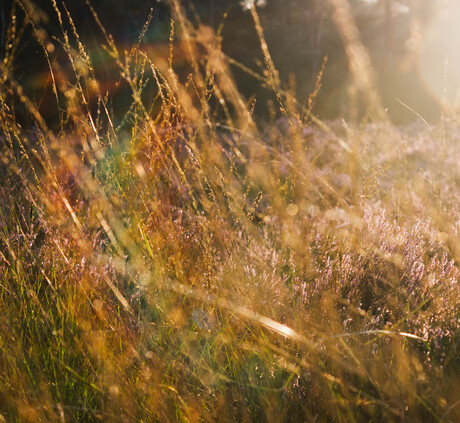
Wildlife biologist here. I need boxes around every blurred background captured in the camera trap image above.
[1,0,460,124]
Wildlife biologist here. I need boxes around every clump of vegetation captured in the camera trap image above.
[0,1,459,421]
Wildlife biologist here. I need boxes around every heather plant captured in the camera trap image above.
[0,1,459,422]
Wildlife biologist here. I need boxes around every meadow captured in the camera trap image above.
[0,0,459,421]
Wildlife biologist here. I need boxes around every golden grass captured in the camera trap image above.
[0,1,459,421]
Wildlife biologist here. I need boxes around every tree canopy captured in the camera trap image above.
[0,0,450,121]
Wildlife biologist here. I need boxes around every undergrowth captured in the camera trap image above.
[0,0,459,421]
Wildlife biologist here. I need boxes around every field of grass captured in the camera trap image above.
[1,1,459,421]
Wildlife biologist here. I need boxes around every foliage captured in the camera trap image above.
[0,0,459,421]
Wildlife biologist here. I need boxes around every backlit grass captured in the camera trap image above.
[0,1,459,421]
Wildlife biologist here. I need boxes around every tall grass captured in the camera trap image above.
[0,0,459,421]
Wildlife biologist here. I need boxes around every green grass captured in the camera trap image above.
[0,1,459,421]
